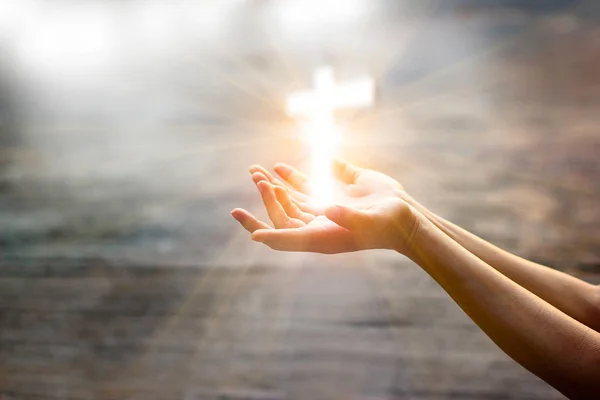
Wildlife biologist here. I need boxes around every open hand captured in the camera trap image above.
[252,159,406,214]
[231,160,419,254]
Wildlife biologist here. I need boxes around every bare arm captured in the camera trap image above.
[403,215,600,399]
[232,160,600,397]
[400,192,600,332]
[247,160,600,332]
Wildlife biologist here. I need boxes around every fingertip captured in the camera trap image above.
[251,230,267,242]
[332,157,353,167]
[257,180,275,195]
[231,207,247,220]
[274,185,286,194]
[251,171,267,184]
[248,164,261,173]
[325,205,343,220]
[331,158,345,169]
[274,163,292,177]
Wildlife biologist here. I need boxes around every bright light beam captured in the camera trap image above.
[286,66,374,205]
[14,3,117,76]
[273,0,367,34]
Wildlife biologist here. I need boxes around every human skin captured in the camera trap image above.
[231,160,600,399]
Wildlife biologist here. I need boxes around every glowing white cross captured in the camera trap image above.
[286,66,375,120]
[286,66,374,204]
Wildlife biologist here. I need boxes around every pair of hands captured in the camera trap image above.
[231,159,421,254]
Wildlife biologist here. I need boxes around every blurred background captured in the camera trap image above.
[0,0,599,399]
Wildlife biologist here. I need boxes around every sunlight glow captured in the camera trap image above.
[287,67,374,205]
[274,0,367,32]
[8,1,244,77]
[300,119,340,205]
[14,4,117,75]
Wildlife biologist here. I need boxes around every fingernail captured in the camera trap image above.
[251,233,264,243]
[257,182,265,194]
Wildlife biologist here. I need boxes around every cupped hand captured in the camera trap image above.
[249,159,405,214]
[231,160,419,254]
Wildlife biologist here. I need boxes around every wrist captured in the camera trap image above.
[393,189,452,238]
[393,188,415,204]
[391,203,426,256]
[394,212,439,261]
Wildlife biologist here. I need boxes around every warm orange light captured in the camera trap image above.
[300,119,340,205]
[286,66,374,206]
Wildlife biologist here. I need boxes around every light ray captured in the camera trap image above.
[287,66,374,205]
[352,0,589,128]
[130,227,251,372]
[173,244,262,388]
[371,0,441,84]
[219,262,304,390]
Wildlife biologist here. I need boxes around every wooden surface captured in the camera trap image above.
[0,261,565,399]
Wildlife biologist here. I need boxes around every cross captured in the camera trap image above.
[285,66,375,204]
[286,66,375,121]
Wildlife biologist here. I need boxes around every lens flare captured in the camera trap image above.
[301,118,340,206]
[286,66,374,206]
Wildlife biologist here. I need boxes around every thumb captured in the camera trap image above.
[325,205,370,231]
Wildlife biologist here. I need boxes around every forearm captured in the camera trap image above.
[399,191,600,332]
[401,216,600,398]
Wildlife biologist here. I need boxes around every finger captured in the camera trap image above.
[231,208,271,232]
[250,165,313,203]
[251,228,309,251]
[249,165,286,187]
[333,159,362,184]
[252,172,310,209]
[274,163,310,193]
[274,186,314,223]
[257,181,290,228]
[251,226,355,254]
[283,184,313,203]
[325,204,371,231]
[251,171,269,186]
[252,171,306,203]
[291,197,324,215]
